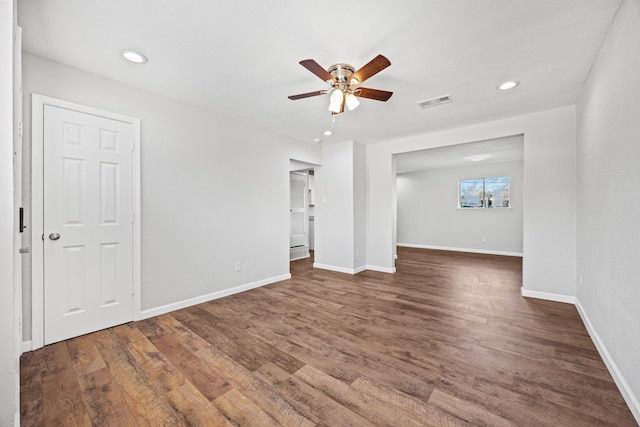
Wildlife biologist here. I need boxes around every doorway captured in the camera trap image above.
[290,171,309,260]
[394,135,524,257]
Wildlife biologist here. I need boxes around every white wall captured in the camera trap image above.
[314,140,366,273]
[353,141,366,270]
[0,0,18,424]
[397,159,523,255]
[314,141,355,272]
[21,53,322,339]
[367,105,576,300]
[576,0,640,421]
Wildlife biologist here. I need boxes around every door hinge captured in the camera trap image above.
[132,212,135,223]
[18,122,23,138]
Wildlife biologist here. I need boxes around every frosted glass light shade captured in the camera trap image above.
[345,93,360,110]
[328,89,344,113]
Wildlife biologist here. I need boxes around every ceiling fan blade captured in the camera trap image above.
[299,59,336,82]
[354,87,393,102]
[288,90,328,100]
[350,54,391,85]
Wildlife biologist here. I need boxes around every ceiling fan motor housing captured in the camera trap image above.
[328,63,357,85]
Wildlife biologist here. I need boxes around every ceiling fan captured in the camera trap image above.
[288,54,393,115]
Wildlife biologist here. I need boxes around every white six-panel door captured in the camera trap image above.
[43,105,135,345]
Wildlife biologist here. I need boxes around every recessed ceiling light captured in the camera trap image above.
[313,138,322,144]
[121,49,148,64]
[498,80,519,91]
[467,154,489,162]
[323,130,333,136]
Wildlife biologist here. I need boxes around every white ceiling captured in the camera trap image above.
[18,0,621,146]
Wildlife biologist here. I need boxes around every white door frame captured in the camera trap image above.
[289,171,308,248]
[31,94,141,350]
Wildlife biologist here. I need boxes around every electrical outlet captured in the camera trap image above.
[235,261,241,272]
[579,275,583,287]
[481,236,487,242]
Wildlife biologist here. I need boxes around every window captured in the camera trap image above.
[459,176,510,208]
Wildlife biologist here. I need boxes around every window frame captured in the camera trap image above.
[458,175,511,210]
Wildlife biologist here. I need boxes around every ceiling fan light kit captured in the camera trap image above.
[289,54,393,115]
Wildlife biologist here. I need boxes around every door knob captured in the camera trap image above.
[49,232,61,241]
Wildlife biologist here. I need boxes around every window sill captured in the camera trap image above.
[457,207,513,211]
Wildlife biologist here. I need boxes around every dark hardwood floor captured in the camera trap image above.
[21,247,637,426]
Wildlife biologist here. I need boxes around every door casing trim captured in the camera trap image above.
[30,94,141,350]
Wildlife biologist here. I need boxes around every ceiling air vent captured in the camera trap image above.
[418,95,453,109]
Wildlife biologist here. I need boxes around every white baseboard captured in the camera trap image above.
[313,263,366,275]
[576,300,640,424]
[521,288,576,304]
[365,265,396,273]
[139,274,291,320]
[22,340,32,353]
[313,263,395,275]
[397,243,523,257]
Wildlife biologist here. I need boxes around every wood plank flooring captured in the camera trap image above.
[21,247,637,426]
